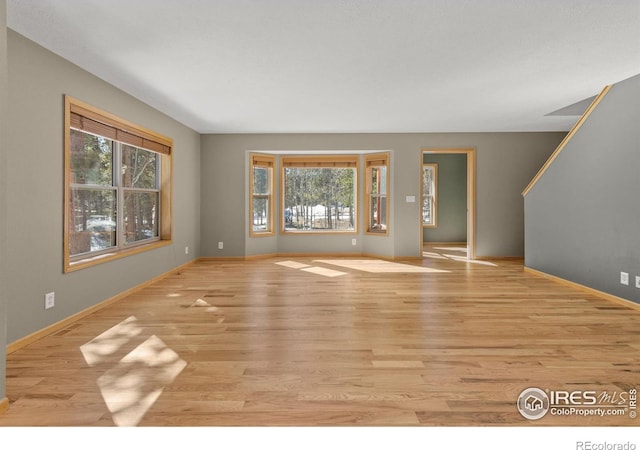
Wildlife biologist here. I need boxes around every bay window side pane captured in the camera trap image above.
[253,167,269,194]
[252,196,269,232]
[369,195,387,232]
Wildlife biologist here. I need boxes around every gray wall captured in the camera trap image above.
[423,153,467,243]
[525,74,640,304]
[202,132,563,259]
[0,0,8,403]
[5,30,202,343]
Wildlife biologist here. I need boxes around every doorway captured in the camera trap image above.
[420,148,476,260]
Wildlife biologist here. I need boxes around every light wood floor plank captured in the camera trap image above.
[1,247,639,426]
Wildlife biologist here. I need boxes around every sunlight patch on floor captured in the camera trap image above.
[97,335,187,426]
[301,266,348,277]
[422,252,448,260]
[275,261,311,269]
[276,260,345,277]
[444,254,497,267]
[189,298,224,314]
[315,259,449,273]
[81,316,187,426]
[423,244,498,267]
[80,316,142,367]
[433,246,468,254]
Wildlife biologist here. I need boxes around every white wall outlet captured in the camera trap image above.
[351,238,357,246]
[620,272,629,285]
[218,241,224,249]
[45,292,55,310]
[405,195,416,203]
[635,276,640,289]
[185,246,189,254]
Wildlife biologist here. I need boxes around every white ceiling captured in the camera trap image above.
[6,0,640,134]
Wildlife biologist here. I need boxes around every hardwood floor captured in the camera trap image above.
[1,250,639,427]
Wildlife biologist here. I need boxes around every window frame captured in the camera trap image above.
[422,163,438,228]
[280,155,359,235]
[364,152,390,235]
[249,153,275,237]
[64,95,173,273]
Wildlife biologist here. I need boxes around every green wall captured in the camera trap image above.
[423,153,467,243]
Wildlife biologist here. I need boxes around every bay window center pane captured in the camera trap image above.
[283,167,356,232]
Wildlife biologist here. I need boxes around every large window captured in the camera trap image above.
[250,153,275,236]
[422,163,438,227]
[365,153,389,234]
[64,96,172,272]
[281,156,358,233]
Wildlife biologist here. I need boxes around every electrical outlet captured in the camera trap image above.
[218,241,224,249]
[636,276,640,289]
[620,272,629,285]
[185,246,189,255]
[351,238,357,246]
[45,292,55,310]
